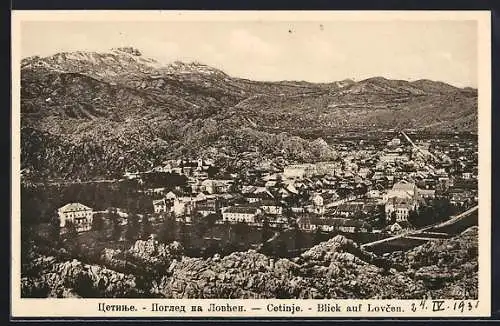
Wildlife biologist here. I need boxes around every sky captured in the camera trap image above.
[20,20,478,87]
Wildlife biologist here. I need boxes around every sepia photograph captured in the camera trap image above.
[11,10,491,318]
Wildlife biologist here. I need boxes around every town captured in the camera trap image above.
[53,131,478,257]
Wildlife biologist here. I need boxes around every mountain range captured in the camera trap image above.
[20,47,478,181]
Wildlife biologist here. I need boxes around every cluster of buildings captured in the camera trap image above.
[56,134,478,236]
[125,158,216,182]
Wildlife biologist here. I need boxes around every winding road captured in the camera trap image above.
[360,205,478,249]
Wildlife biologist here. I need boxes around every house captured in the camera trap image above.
[358,167,371,179]
[123,171,141,180]
[418,189,436,199]
[311,193,325,215]
[165,191,179,201]
[291,206,306,214]
[222,206,261,224]
[153,164,172,173]
[389,222,403,234]
[278,188,292,199]
[259,200,283,215]
[201,179,233,194]
[321,191,340,205]
[388,138,401,147]
[145,187,167,196]
[309,217,371,233]
[172,197,195,217]
[58,202,93,233]
[371,171,385,181]
[462,172,473,180]
[449,190,475,206]
[192,171,209,180]
[297,215,314,231]
[393,204,411,222]
[380,153,401,164]
[196,204,217,217]
[366,189,382,199]
[268,215,288,228]
[264,180,277,188]
[153,199,168,214]
[245,188,274,203]
[285,183,299,195]
[334,219,371,233]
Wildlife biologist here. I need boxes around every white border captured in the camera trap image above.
[11,10,492,318]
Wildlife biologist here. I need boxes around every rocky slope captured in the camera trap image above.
[21,227,478,299]
[20,47,477,180]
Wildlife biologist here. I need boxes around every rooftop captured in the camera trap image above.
[58,202,92,212]
[224,206,260,214]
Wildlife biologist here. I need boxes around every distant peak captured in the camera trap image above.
[164,60,227,76]
[361,76,389,83]
[341,78,355,84]
[112,47,142,56]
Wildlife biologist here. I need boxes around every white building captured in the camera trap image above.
[385,198,416,222]
[165,191,178,201]
[418,189,436,199]
[201,179,233,194]
[153,199,168,214]
[388,138,401,147]
[172,197,195,217]
[311,193,325,215]
[259,200,283,215]
[58,202,93,233]
[222,206,261,224]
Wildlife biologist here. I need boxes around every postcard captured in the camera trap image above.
[11,10,491,318]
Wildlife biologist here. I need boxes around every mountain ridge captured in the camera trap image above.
[21,47,474,91]
[20,48,478,180]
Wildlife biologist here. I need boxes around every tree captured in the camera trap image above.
[108,209,122,241]
[64,220,81,257]
[92,214,104,232]
[388,211,397,224]
[313,226,323,244]
[207,166,218,179]
[407,209,419,227]
[374,205,387,228]
[191,211,204,225]
[261,217,273,243]
[140,215,153,240]
[177,221,188,246]
[291,221,304,251]
[158,213,176,244]
[48,215,61,245]
[353,210,366,220]
[416,205,434,227]
[229,177,242,193]
[65,220,78,239]
[274,238,288,257]
[205,213,219,228]
[283,206,293,219]
[233,221,249,243]
[125,213,140,241]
